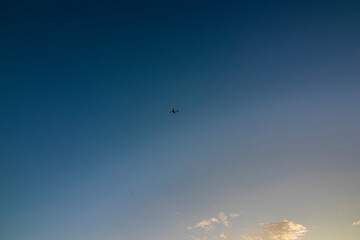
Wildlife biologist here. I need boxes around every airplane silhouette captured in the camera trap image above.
[170,108,179,114]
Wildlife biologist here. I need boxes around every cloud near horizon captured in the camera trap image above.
[187,217,220,231]
[220,233,232,240]
[219,212,232,227]
[187,212,239,232]
[242,221,307,240]
[187,212,240,240]
[186,214,306,240]
[352,220,360,226]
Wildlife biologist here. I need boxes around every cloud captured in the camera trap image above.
[219,212,232,227]
[242,221,307,240]
[186,214,305,240]
[186,211,239,240]
[187,212,237,231]
[220,233,232,240]
[187,217,220,231]
[352,220,360,226]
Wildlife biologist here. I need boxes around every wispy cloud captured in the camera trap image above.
[352,220,360,226]
[242,221,307,240]
[219,212,232,227]
[187,212,239,232]
[220,233,232,240]
[186,212,240,240]
[186,214,306,240]
[187,217,220,231]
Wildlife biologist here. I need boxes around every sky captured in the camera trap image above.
[1,0,360,240]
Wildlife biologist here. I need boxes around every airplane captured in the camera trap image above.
[170,108,179,114]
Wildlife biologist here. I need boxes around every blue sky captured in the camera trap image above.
[1,1,360,240]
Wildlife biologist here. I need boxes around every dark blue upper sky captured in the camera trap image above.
[1,1,360,240]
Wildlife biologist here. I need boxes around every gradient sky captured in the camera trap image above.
[1,1,360,240]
